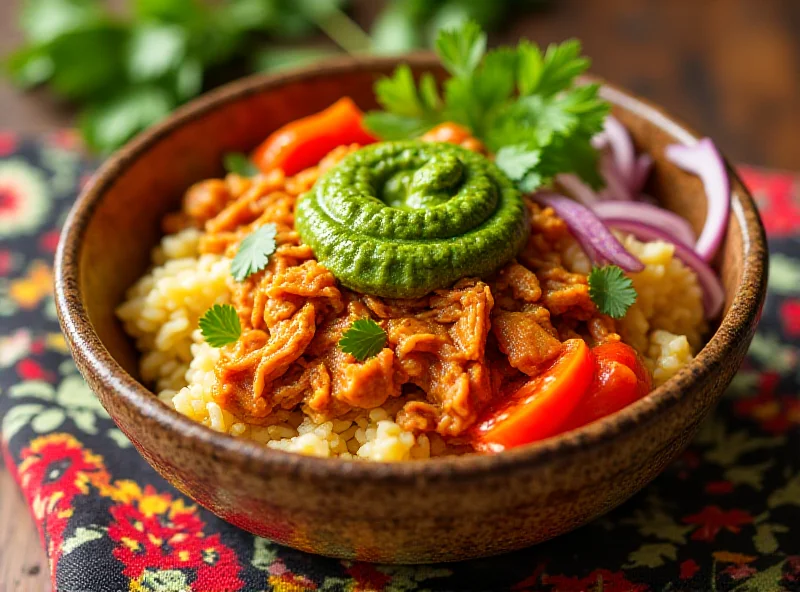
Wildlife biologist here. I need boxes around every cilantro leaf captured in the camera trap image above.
[21,0,105,44]
[418,72,443,112]
[80,86,175,153]
[366,21,609,191]
[339,319,388,361]
[363,112,434,141]
[127,24,187,82]
[364,66,442,139]
[47,25,128,100]
[517,39,589,98]
[175,58,203,100]
[435,19,486,78]
[373,66,441,119]
[231,223,277,282]
[370,0,421,54]
[495,144,541,179]
[588,265,637,319]
[442,46,516,137]
[199,304,242,348]
[6,45,55,88]
[495,143,542,192]
[223,152,259,176]
[538,134,605,190]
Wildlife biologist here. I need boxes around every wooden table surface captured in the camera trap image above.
[0,0,798,589]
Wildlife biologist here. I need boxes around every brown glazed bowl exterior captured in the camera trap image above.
[55,55,767,563]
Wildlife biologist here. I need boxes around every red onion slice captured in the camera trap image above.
[600,115,636,183]
[665,138,730,261]
[630,154,653,194]
[598,152,634,201]
[592,201,696,248]
[534,192,645,272]
[607,220,725,318]
[555,173,598,207]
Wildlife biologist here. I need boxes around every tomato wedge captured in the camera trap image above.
[420,122,474,144]
[473,339,594,452]
[252,97,377,176]
[561,342,652,431]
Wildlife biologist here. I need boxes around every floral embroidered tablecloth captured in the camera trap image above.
[1,132,799,592]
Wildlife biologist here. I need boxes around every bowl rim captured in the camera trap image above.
[55,53,768,483]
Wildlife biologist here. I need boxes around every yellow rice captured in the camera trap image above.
[118,227,705,459]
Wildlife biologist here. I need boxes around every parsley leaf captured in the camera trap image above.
[339,319,387,361]
[495,144,542,192]
[365,21,610,193]
[223,152,259,176]
[231,223,277,282]
[588,265,637,319]
[435,19,486,77]
[80,86,175,153]
[517,39,589,98]
[199,303,242,348]
[364,66,443,139]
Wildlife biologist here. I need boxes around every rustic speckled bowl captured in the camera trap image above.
[55,55,767,563]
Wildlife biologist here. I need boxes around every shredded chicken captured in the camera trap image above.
[169,139,620,438]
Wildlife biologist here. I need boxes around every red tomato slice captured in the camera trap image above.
[561,342,652,430]
[252,97,377,176]
[473,339,594,452]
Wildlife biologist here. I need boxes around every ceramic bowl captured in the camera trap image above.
[55,55,767,563]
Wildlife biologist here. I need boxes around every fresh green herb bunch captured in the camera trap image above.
[5,0,548,154]
[365,20,610,193]
[6,0,348,152]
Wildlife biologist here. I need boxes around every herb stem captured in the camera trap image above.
[312,8,373,55]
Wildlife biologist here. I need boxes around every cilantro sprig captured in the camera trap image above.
[231,223,277,282]
[588,265,637,319]
[364,21,610,193]
[339,319,387,361]
[199,304,241,348]
[6,0,547,153]
[224,152,259,177]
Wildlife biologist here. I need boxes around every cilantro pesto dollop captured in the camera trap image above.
[295,140,529,298]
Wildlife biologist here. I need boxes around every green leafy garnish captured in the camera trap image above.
[339,319,387,361]
[495,144,542,193]
[6,0,549,153]
[435,20,486,78]
[364,20,610,192]
[363,65,443,140]
[199,304,241,348]
[588,265,638,319]
[231,223,277,282]
[223,152,259,176]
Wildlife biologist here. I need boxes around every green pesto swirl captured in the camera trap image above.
[295,141,529,298]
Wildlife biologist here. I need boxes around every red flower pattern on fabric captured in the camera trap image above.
[705,481,734,495]
[679,559,700,580]
[683,506,753,542]
[780,300,800,337]
[544,569,648,592]
[735,371,800,433]
[17,434,110,567]
[0,250,12,275]
[107,484,244,591]
[723,564,757,580]
[740,167,800,237]
[346,563,393,592]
